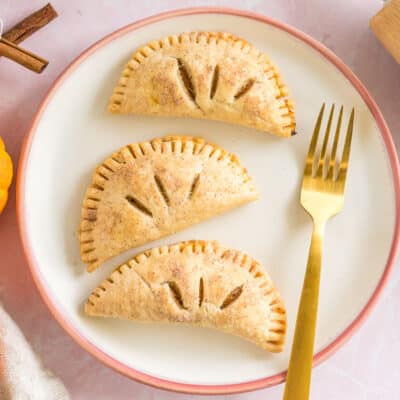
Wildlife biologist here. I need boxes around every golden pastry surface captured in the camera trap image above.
[85,240,286,352]
[79,136,258,271]
[109,32,295,137]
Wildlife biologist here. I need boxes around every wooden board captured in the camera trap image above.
[371,0,400,64]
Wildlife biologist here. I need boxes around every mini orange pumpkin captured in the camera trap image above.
[0,138,13,213]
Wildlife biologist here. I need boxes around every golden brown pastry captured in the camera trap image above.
[85,241,286,352]
[79,136,258,272]
[109,32,295,137]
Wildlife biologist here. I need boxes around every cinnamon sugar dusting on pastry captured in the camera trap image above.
[108,31,296,137]
[79,136,258,271]
[85,241,286,352]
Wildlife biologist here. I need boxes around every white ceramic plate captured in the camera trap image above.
[18,8,400,394]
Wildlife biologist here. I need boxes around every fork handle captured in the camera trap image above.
[283,220,325,400]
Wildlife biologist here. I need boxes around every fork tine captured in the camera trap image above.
[316,104,335,177]
[304,103,325,176]
[338,108,355,182]
[327,105,343,180]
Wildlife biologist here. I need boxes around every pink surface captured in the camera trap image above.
[1,1,400,399]
[15,5,400,396]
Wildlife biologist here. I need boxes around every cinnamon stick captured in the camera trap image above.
[3,3,58,44]
[0,38,48,73]
[0,3,57,72]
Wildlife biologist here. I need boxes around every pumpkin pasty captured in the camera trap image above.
[109,31,295,137]
[85,241,286,352]
[79,136,258,272]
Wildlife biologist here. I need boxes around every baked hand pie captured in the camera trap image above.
[79,136,258,272]
[85,241,286,352]
[108,31,295,137]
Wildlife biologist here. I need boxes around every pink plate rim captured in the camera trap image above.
[16,6,400,395]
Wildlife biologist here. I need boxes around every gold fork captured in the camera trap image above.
[283,104,355,400]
